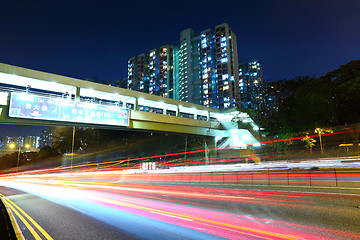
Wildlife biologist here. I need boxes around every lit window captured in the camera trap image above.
[221,58,228,63]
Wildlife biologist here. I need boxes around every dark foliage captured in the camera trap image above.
[262,60,360,135]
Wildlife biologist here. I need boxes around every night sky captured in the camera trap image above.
[1,0,360,138]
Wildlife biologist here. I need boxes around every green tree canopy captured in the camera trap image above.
[263,60,360,135]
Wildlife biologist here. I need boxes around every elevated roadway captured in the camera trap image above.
[0,63,259,151]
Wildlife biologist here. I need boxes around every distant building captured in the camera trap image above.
[3,135,39,152]
[5,136,25,148]
[127,45,179,99]
[126,23,241,110]
[179,23,240,109]
[25,136,40,149]
[262,82,280,115]
[178,28,202,105]
[239,60,264,111]
[39,128,54,148]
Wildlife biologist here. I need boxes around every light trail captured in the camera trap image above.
[1,171,359,239]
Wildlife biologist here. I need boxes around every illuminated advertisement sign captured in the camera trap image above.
[9,92,129,126]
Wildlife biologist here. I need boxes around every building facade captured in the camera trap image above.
[25,136,40,149]
[239,60,263,111]
[178,23,240,109]
[39,128,54,148]
[178,28,202,104]
[5,136,25,148]
[127,23,249,110]
[4,135,39,150]
[127,45,179,99]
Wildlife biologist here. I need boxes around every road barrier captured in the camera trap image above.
[118,168,360,189]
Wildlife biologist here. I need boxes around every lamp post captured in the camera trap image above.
[315,128,323,154]
[9,143,30,172]
[71,126,75,172]
[314,128,333,154]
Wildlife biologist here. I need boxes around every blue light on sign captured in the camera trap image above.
[9,92,129,126]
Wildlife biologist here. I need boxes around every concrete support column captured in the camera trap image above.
[134,98,138,111]
[176,106,179,117]
[204,136,216,165]
[75,87,81,101]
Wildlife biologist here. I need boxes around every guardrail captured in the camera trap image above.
[117,168,360,189]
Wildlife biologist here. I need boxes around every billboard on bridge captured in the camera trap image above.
[9,92,129,126]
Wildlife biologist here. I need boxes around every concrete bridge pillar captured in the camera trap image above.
[204,136,216,164]
[75,87,80,101]
[176,106,179,117]
[134,98,138,111]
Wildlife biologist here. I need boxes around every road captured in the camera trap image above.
[0,170,360,240]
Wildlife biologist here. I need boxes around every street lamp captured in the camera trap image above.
[314,128,323,154]
[314,128,333,154]
[9,143,30,172]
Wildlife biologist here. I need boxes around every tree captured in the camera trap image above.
[0,153,17,170]
[301,135,316,154]
[262,76,315,134]
[52,127,102,154]
[36,146,60,161]
[334,76,360,125]
[262,60,360,135]
[320,60,360,125]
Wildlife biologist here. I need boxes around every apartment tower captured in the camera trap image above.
[127,45,179,98]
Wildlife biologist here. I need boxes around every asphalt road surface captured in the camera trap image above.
[0,171,360,240]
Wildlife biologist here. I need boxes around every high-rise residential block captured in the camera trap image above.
[25,136,40,149]
[127,23,245,110]
[127,45,179,98]
[239,59,263,110]
[5,136,25,148]
[179,23,240,109]
[178,28,202,104]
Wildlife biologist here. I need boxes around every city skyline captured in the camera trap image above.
[1,0,359,137]
[0,125,46,141]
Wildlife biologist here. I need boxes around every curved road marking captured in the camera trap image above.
[0,193,53,240]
